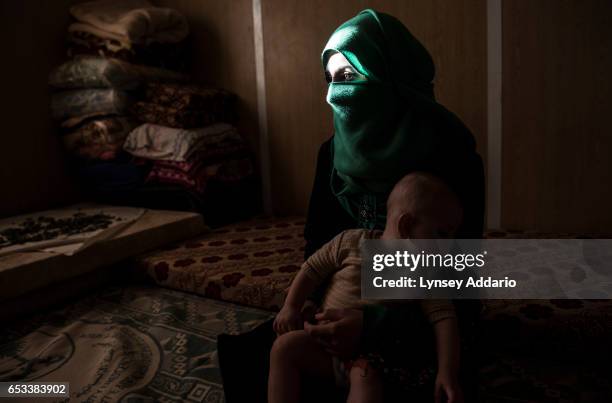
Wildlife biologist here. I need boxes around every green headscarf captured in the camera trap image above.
[323,9,460,229]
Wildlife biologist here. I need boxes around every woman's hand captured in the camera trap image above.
[303,308,363,358]
[434,371,463,403]
[273,304,303,335]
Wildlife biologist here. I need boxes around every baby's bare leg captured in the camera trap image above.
[268,330,334,403]
[346,359,384,403]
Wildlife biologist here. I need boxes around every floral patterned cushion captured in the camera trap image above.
[132,216,306,311]
[479,230,612,402]
[479,299,612,402]
[481,299,612,350]
[481,230,612,351]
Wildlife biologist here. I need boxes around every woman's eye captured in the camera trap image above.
[325,68,359,83]
[343,71,355,81]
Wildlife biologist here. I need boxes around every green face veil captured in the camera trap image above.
[323,9,445,229]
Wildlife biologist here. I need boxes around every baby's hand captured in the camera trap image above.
[434,370,463,403]
[273,304,302,335]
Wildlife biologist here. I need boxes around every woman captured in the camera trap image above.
[218,9,484,403]
[306,9,483,253]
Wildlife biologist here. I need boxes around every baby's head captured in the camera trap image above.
[384,172,463,239]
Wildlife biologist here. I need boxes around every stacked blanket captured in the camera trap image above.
[69,0,189,46]
[49,56,189,157]
[132,83,236,129]
[62,116,138,160]
[49,0,191,160]
[50,86,133,121]
[49,57,186,91]
[123,121,252,197]
[67,0,189,70]
[47,2,258,223]
[122,80,248,201]
[124,123,245,162]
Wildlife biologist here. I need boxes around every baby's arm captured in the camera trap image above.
[274,232,343,334]
[285,269,319,309]
[274,270,319,334]
[433,316,460,376]
[430,301,463,403]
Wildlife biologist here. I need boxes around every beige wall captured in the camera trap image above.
[261,0,488,215]
[501,0,612,232]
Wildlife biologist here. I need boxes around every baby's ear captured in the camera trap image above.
[397,212,414,239]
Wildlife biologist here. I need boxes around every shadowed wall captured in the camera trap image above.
[0,0,81,218]
[502,0,612,232]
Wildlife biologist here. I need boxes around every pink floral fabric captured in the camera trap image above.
[132,216,306,311]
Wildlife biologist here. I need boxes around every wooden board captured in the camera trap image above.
[261,0,488,214]
[0,208,205,301]
[501,0,612,232]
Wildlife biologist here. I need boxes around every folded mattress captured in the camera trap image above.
[133,216,306,311]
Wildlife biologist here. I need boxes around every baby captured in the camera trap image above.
[269,172,464,403]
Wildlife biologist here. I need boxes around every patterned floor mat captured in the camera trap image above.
[0,285,274,402]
